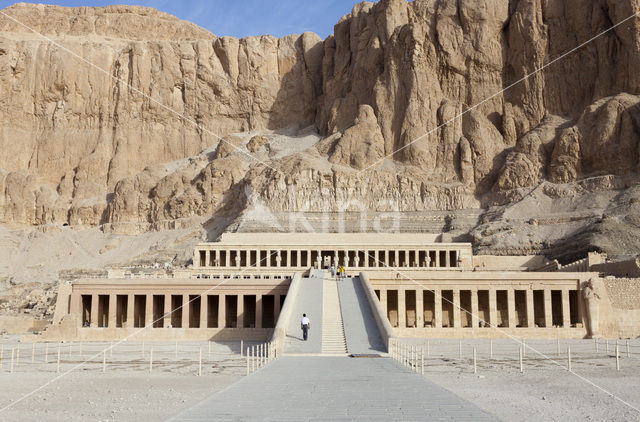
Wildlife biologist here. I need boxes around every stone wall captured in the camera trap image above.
[603,277,640,310]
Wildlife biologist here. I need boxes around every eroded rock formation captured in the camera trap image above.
[0,1,639,260]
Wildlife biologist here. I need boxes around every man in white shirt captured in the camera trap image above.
[300,313,310,341]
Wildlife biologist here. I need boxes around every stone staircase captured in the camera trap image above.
[321,277,348,354]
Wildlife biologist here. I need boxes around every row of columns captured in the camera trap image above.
[199,248,459,268]
[85,293,280,329]
[379,288,574,329]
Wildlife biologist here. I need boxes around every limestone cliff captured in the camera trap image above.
[1,1,640,262]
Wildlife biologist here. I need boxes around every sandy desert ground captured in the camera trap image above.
[0,336,250,421]
[402,338,640,421]
[0,336,639,421]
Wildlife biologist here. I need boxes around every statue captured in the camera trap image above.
[582,278,601,338]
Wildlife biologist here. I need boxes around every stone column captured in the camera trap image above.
[445,250,450,267]
[379,289,387,317]
[398,289,406,328]
[562,289,571,327]
[526,289,535,328]
[183,294,190,328]
[274,293,281,323]
[384,250,389,267]
[286,250,291,268]
[416,288,424,328]
[145,294,153,328]
[488,289,497,328]
[507,289,517,328]
[255,295,263,328]
[200,294,208,329]
[126,294,134,328]
[194,249,200,268]
[435,250,440,267]
[107,294,117,328]
[433,288,442,328]
[215,250,220,267]
[471,289,479,328]
[164,294,172,327]
[90,294,99,327]
[306,249,311,267]
[218,294,226,328]
[70,293,81,317]
[452,290,461,328]
[235,250,241,268]
[237,293,244,328]
[544,289,553,328]
[225,250,230,267]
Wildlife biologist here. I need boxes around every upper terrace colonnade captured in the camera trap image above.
[193,233,472,270]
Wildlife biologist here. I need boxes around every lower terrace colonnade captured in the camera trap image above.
[71,279,290,332]
[367,271,586,336]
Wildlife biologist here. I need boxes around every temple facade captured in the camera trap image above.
[41,233,639,342]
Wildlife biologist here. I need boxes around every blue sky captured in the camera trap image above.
[0,0,371,38]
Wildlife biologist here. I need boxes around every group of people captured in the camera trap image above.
[329,264,346,280]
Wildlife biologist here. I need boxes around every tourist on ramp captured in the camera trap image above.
[300,313,310,340]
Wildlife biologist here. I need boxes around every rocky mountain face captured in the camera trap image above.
[0,0,639,262]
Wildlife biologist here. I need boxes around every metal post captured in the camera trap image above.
[606,339,609,354]
[10,348,14,373]
[16,344,19,365]
[473,347,477,374]
[627,340,630,358]
[616,344,620,372]
[568,346,572,371]
[149,348,153,373]
[595,338,599,353]
[519,347,523,373]
[421,347,424,375]
[246,351,249,375]
[252,346,255,372]
[557,338,560,356]
[241,340,243,358]
[522,339,526,357]
[427,339,430,357]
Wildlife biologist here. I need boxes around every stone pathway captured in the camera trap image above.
[170,356,497,421]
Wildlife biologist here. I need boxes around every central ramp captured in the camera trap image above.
[171,356,497,421]
[338,276,386,354]
[283,270,323,354]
